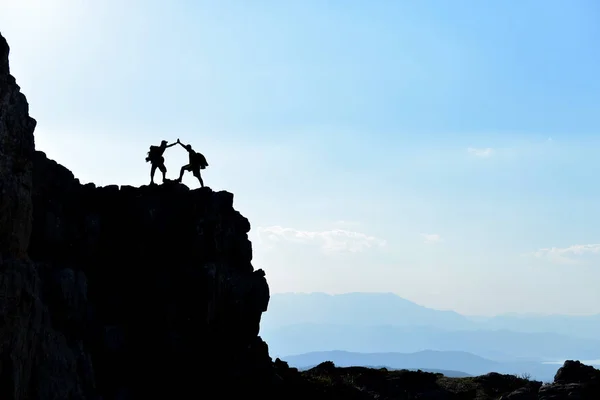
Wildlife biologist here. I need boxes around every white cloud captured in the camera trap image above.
[256,226,386,253]
[467,147,494,157]
[532,244,600,264]
[421,233,442,244]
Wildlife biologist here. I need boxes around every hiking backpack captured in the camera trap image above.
[193,152,209,169]
[146,145,161,161]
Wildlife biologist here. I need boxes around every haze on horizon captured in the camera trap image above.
[2,0,599,316]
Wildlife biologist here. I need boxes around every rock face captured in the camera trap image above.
[29,152,272,398]
[0,31,273,399]
[1,31,91,400]
[0,32,36,259]
[537,360,600,400]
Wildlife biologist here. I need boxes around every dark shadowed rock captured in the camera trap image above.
[554,360,600,384]
[500,385,540,400]
[1,31,95,400]
[28,151,272,398]
[538,360,600,400]
[0,32,36,259]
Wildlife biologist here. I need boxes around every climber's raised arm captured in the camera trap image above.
[177,139,189,150]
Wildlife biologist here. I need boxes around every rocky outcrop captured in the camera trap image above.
[495,360,600,400]
[0,32,36,259]
[553,360,600,384]
[537,360,600,400]
[298,360,600,400]
[1,31,92,400]
[29,152,272,398]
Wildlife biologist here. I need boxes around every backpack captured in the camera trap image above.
[193,152,209,169]
[146,145,161,161]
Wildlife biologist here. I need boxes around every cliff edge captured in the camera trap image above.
[29,152,272,398]
[0,31,36,259]
[1,31,83,400]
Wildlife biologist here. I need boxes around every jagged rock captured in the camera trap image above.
[0,32,36,259]
[538,383,584,400]
[554,360,600,384]
[538,360,600,400]
[1,31,93,400]
[500,385,539,400]
[26,151,272,398]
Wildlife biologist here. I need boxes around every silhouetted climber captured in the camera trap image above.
[146,140,176,184]
[175,138,208,187]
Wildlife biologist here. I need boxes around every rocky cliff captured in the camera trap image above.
[29,152,272,398]
[1,31,86,400]
[2,31,600,400]
[0,32,35,260]
[0,31,275,400]
[31,152,276,398]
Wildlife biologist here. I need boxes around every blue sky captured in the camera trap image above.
[2,0,600,315]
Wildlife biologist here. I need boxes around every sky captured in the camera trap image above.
[1,0,600,316]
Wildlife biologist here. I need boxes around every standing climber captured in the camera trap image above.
[175,138,208,188]
[145,140,177,184]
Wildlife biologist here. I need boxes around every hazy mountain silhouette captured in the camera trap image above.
[263,292,477,330]
[261,293,600,364]
[263,293,600,339]
[282,350,563,382]
[472,313,600,340]
[262,323,600,361]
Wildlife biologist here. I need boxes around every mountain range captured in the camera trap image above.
[260,292,600,381]
[262,292,600,340]
[283,350,566,382]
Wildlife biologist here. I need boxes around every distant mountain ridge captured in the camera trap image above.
[261,292,600,374]
[263,292,476,330]
[262,323,600,361]
[282,350,563,382]
[263,292,600,339]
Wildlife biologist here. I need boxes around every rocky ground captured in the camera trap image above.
[274,359,599,399]
[1,30,599,399]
